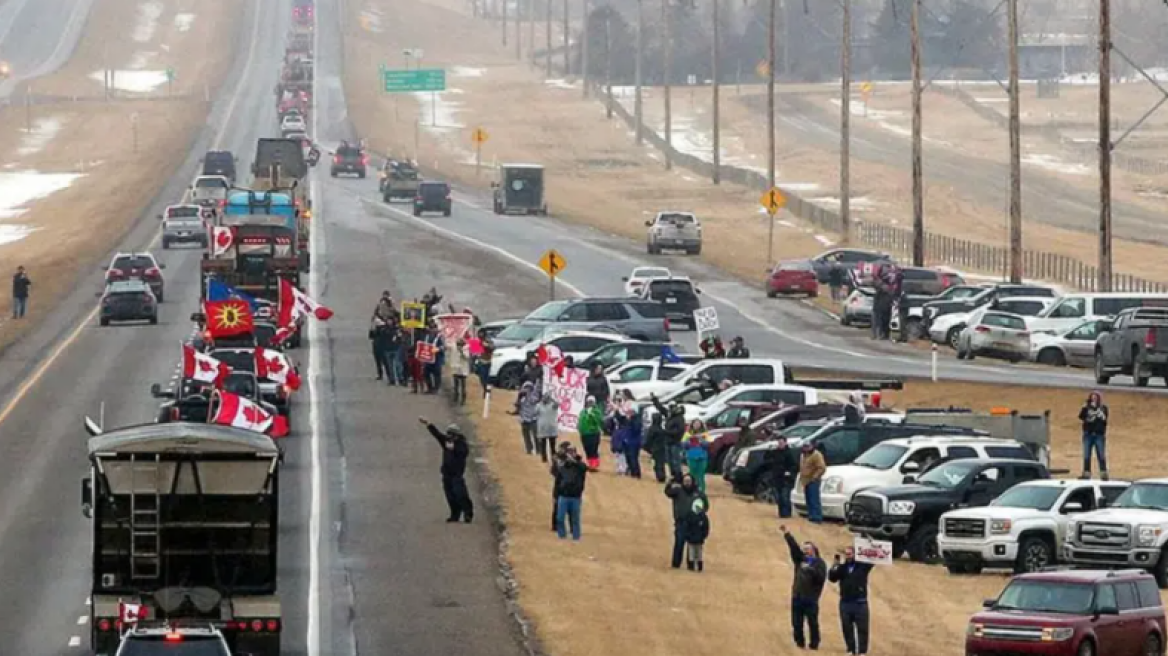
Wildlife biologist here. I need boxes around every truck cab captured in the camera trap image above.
[646,211,702,255]
[1064,478,1168,588]
[1094,307,1168,387]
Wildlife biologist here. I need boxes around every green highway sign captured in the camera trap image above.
[165,67,175,81]
[382,68,445,92]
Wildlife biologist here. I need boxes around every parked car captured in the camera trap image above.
[620,358,792,400]
[622,266,672,296]
[966,569,1166,656]
[490,331,631,389]
[637,277,703,330]
[1030,318,1112,367]
[98,280,158,326]
[1027,292,1168,335]
[1063,477,1168,587]
[522,297,671,342]
[767,259,818,298]
[478,318,519,342]
[1093,307,1168,387]
[809,248,891,284]
[900,266,966,296]
[955,309,1032,362]
[643,383,829,425]
[921,284,1058,337]
[413,180,453,216]
[938,479,1130,575]
[331,142,368,178]
[840,287,874,326]
[992,296,1055,318]
[201,149,237,183]
[489,320,622,350]
[580,341,693,372]
[645,211,702,255]
[893,284,990,336]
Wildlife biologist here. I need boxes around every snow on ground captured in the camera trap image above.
[0,225,40,246]
[815,234,835,247]
[173,13,195,32]
[1021,153,1091,176]
[359,6,383,32]
[89,70,169,93]
[806,196,877,209]
[450,66,486,78]
[17,117,64,157]
[133,1,164,43]
[0,171,86,245]
[414,89,466,131]
[128,51,156,70]
[545,79,578,90]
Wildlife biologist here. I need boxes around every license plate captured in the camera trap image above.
[994,342,1014,350]
[665,298,677,304]
[178,232,189,236]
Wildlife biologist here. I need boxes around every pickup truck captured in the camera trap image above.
[646,211,702,255]
[1063,477,1168,588]
[938,478,1131,575]
[160,204,208,249]
[331,144,367,178]
[381,160,420,201]
[1094,307,1168,387]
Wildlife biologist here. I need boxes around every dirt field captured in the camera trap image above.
[0,0,240,345]
[465,377,1165,656]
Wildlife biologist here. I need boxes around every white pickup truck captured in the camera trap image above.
[1063,478,1168,588]
[619,359,790,400]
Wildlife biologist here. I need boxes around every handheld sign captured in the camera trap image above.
[853,536,894,566]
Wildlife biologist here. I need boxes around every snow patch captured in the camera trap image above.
[128,51,156,70]
[815,234,835,247]
[973,97,1008,103]
[90,69,168,93]
[545,79,578,90]
[451,66,486,78]
[415,91,465,131]
[1021,153,1091,176]
[173,13,195,32]
[777,182,822,192]
[807,196,877,209]
[0,225,40,246]
[0,171,86,245]
[17,117,64,157]
[133,1,164,43]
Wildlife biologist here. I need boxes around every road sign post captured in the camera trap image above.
[760,187,786,265]
[538,249,567,301]
[860,81,873,116]
[471,127,489,176]
[166,67,175,96]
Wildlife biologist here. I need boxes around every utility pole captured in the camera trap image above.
[529,0,536,64]
[563,0,570,76]
[781,0,789,77]
[1099,0,1113,291]
[840,0,851,244]
[910,0,924,266]
[765,0,776,265]
[635,0,644,144]
[663,0,673,170]
[516,0,522,60]
[582,0,590,97]
[503,0,508,46]
[605,12,613,118]
[545,0,552,76]
[1007,0,1022,283]
[711,0,720,184]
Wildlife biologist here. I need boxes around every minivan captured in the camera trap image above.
[1027,292,1168,335]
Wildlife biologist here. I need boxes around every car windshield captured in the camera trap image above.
[118,636,231,655]
[778,421,827,439]
[223,374,257,398]
[997,300,1048,316]
[710,407,752,429]
[917,460,978,488]
[778,260,813,271]
[991,580,1095,615]
[1110,483,1168,511]
[167,206,202,217]
[526,301,571,321]
[991,485,1064,511]
[211,351,256,372]
[852,444,909,470]
[496,322,547,342]
[633,268,671,280]
[648,281,696,297]
[113,256,155,270]
[588,344,629,368]
[194,178,226,189]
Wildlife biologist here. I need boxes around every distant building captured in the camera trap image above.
[1018,33,1094,79]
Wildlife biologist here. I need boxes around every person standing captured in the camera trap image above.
[448,336,471,405]
[800,442,827,523]
[577,395,605,470]
[474,329,494,395]
[512,381,541,456]
[683,420,710,493]
[369,299,395,381]
[11,265,29,319]
[423,325,446,393]
[768,435,800,519]
[552,444,588,541]
[781,525,827,651]
[726,336,751,359]
[644,412,670,483]
[681,497,711,572]
[844,391,866,424]
[549,441,571,531]
[665,474,708,569]
[870,264,890,340]
[887,265,909,343]
[829,546,874,656]
[418,417,474,523]
[535,392,559,463]
[613,391,643,479]
[828,263,845,302]
[1079,391,1110,480]
[586,364,611,409]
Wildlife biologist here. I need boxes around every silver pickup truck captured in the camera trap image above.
[160,204,208,249]
[646,211,702,255]
[188,175,231,207]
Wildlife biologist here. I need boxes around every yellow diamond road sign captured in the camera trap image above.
[760,187,786,215]
[539,249,567,277]
[861,81,873,93]
[471,127,488,145]
[755,59,770,79]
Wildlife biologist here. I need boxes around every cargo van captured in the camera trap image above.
[1026,293,1168,334]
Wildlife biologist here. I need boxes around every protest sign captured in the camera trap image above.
[415,341,437,364]
[401,302,426,329]
[434,313,473,344]
[542,365,589,432]
[468,338,484,356]
[853,536,894,566]
[694,307,719,335]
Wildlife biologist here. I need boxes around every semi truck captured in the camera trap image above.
[81,422,283,656]
[201,190,303,302]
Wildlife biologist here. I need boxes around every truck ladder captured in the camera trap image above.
[129,453,162,580]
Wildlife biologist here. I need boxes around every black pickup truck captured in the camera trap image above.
[330,143,367,178]
[845,458,1050,563]
[1094,307,1168,387]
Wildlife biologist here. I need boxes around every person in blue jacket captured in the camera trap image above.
[781,525,826,651]
[829,545,874,656]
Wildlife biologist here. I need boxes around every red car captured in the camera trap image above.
[966,569,1165,656]
[767,260,818,298]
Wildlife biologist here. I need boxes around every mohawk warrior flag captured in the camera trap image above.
[203,299,255,339]
[278,278,333,325]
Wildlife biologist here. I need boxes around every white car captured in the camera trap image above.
[489,331,630,389]
[622,266,672,296]
[937,479,1130,575]
[792,435,1035,520]
[626,358,791,399]
[281,114,307,132]
[643,383,826,425]
[116,625,232,655]
[954,308,1031,362]
[928,309,977,349]
[607,359,692,398]
[991,296,1056,318]
[1029,318,1111,368]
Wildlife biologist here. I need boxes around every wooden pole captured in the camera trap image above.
[562,0,570,75]
[545,0,552,76]
[663,0,673,170]
[635,0,644,144]
[1007,0,1023,283]
[711,0,720,184]
[605,12,613,118]
[910,0,924,266]
[840,0,851,244]
[1099,0,1113,291]
[765,0,775,265]
[503,0,508,46]
[581,0,590,97]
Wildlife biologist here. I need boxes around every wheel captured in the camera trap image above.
[905,524,940,563]
[956,346,967,360]
[330,170,337,177]
[1094,352,1112,385]
[1037,348,1067,367]
[946,326,964,350]
[904,317,922,340]
[358,170,366,179]
[646,243,657,255]
[944,561,983,575]
[1134,351,1151,387]
[413,208,421,216]
[767,289,778,299]
[383,194,391,203]
[497,364,523,390]
[156,290,164,303]
[149,315,158,325]
[690,246,702,255]
[890,539,906,560]
[1015,535,1055,573]
[100,318,110,326]
[1153,545,1168,588]
[1077,639,1096,656]
[493,201,502,214]
[443,208,451,217]
[753,477,777,504]
[1144,633,1163,656]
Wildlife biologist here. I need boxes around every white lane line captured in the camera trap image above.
[306,6,323,656]
[77,615,88,625]
[68,636,80,647]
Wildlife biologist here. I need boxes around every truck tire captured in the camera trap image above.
[1154,546,1168,589]
[100,318,110,327]
[944,560,983,575]
[689,246,702,256]
[1094,352,1112,385]
[906,524,940,563]
[359,169,366,179]
[1134,350,1151,387]
[1144,634,1163,656]
[149,314,158,325]
[1076,639,1096,656]
[1015,534,1055,573]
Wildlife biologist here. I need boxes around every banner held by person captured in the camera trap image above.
[401,302,427,329]
[542,364,589,431]
[434,313,473,344]
[416,340,437,364]
[694,307,719,337]
[853,536,894,566]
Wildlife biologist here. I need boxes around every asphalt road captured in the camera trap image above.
[744,92,1168,247]
[0,0,524,654]
[0,0,93,98]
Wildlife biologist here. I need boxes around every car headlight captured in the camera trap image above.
[1065,521,1077,541]
[822,477,844,495]
[1042,627,1074,642]
[990,519,1012,535]
[967,623,984,638]
[1137,525,1162,547]
[888,501,915,515]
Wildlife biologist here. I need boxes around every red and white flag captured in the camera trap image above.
[119,601,144,624]
[536,343,567,379]
[278,278,333,325]
[182,344,232,387]
[211,226,235,257]
[256,347,301,391]
[272,322,298,347]
[211,391,289,437]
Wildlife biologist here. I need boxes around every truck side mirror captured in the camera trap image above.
[190,312,206,323]
[1061,501,1084,513]
[82,478,93,519]
[150,383,164,397]
[644,220,652,227]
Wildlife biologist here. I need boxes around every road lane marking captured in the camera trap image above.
[307,8,323,656]
[0,0,265,430]
[77,616,87,625]
[68,636,80,647]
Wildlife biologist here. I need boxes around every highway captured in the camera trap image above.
[0,0,93,97]
[0,0,523,654]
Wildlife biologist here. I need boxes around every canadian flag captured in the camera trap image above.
[211,226,235,256]
[256,347,301,391]
[182,344,231,387]
[278,278,333,325]
[211,391,289,437]
[119,601,145,624]
[272,322,298,347]
[536,343,567,379]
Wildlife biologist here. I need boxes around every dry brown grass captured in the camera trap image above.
[0,0,241,344]
[467,378,1168,656]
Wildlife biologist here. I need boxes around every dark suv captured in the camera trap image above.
[846,458,1048,563]
[524,298,670,342]
[967,569,1165,656]
[638,278,703,331]
[99,280,158,326]
[202,150,237,184]
[414,180,452,216]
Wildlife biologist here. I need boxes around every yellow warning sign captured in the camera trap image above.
[759,187,786,215]
[539,249,567,278]
[755,59,770,79]
[471,127,489,145]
